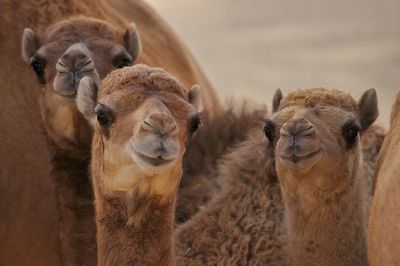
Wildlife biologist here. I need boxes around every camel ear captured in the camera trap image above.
[272,89,283,113]
[77,77,98,125]
[21,28,39,63]
[358,88,378,132]
[123,22,141,62]
[188,85,202,112]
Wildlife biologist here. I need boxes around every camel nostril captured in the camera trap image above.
[78,60,94,72]
[281,119,315,137]
[57,43,94,73]
[142,113,178,136]
[142,119,155,132]
[301,125,315,137]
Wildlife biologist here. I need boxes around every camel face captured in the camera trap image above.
[274,105,359,174]
[21,17,140,151]
[77,65,201,193]
[264,88,378,193]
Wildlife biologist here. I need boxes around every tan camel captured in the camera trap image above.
[368,90,400,266]
[177,88,379,265]
[76,64,201,265]
[1,1,220,265]
[19,14,240,264]
[177,103,384,225]
[20,16,141,266]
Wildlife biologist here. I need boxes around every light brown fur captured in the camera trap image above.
[368,90,400,266]
[77,65,200,265]
[0,1,220,265]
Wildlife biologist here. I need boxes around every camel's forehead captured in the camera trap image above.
[272,104,357,135]
[44,18,119,42]
[279,88,358,113]
[99,87,193,115]
[100,65,188,99]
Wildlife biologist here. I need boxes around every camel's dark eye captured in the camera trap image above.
[264,120,275,143]
[347,127,359,139]
[97,111,110,127]
[30,58,45,84]
[115,58,132,69]
[342,122,360,148]
[188,114,201,134]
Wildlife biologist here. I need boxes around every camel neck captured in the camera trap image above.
[50,149,97,266]
[95,186,176,266]
[282,176,367,266]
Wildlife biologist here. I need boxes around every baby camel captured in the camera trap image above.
[177,88,378,265]
[76,64,201,265]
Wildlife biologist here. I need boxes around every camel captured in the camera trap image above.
[368,90,400,266]
[18,14,249,264]
[177,103,384,225]
[20,16,141,265]
[76,64,202,265]
[0,1,220,265]
[177,88,379,265]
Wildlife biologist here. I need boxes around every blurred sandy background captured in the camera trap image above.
[146,0,400,126]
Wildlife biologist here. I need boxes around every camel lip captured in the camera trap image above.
[279,149,321,164]
[129,141,174,167]
[54,87,77,97]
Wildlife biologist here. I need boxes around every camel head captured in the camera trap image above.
[76,64,202,195]
[264,88,378,204]
[21,16,140,155]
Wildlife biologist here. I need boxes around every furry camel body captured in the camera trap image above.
[177,105,267,223]
[177,88,379,265]
[368,90,400,266]
[0,1,219,265]
[76,65,201,265]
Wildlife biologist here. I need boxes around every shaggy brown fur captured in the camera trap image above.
[368,90,400,266]
[176,88,381,265]
[360,124,386,213]
[177,105,267,223]
[0,1,220,264]
[177,130,288,265]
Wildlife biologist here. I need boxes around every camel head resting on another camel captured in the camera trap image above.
[21,16,140,155]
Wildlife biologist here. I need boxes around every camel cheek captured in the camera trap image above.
[52,105,76,142]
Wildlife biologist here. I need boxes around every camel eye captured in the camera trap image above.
[30,57,45,84]
[188,114,201,134]
[115,58,132,69]
[347,127,359,139]
[264,120,275,143]
[97,111,111,128]
[342,122,360,148]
